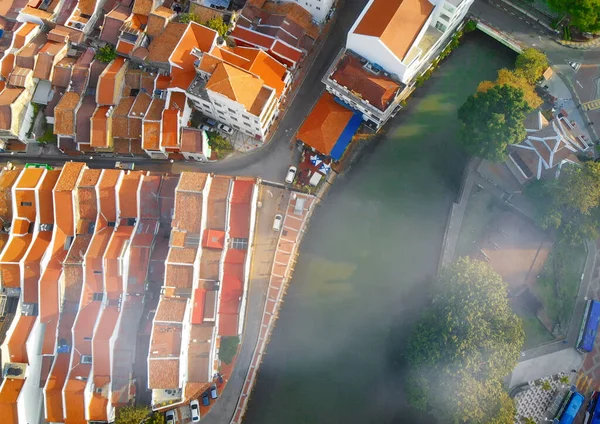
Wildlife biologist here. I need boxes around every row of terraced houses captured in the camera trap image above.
[0,0,334,158]
[0,162,258,423]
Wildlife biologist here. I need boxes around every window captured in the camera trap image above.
[443,3,455,12]
[440,13,450,22]
[231,238,248,250]
[228,108,236,113]
[20,201,32,207]
[107,221,116,227]
[81,355,93,364]
[93,270,102,275]
[435,21,447,32]
[93,292,103,301]
[84,337,92,341]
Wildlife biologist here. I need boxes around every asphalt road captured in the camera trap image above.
[2,0,367,183]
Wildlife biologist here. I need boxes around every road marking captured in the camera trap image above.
[581,98,600,111]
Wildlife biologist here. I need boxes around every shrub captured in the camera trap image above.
[95,44,117,63]
[219,336,240,364]
[464,19,478,33]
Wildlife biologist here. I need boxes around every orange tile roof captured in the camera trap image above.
[270,39,303,66]
[177,171,207,193]
[112,96,135,138]
[44,353,70,423]
[142,121,160,151]
[63,378,87,424]
[173,192,202,234]
[156,74,171,90]
[296,92,354,156]
[139,175,162,219]
[38,169,60,224]
[55,162,85,191]
[39,265,61,354]
[130,92,152,117]
[132,0,153,15]
[167,246,197,264]
[7,315,36,362]
[147,22,186,65]
[0,170,20,222]
[148,358,179,388]
[22,232,51,303]
[150,322,182,356]
[155,297,188,322]
[92,306,119,380]
[54,92,81,135]
[146,7,173,38]
[180,127,206,154]
[170,22,217,70]
[90,106,112,148]
[332,53,402,111]
[161,108,179,149]
[118,172,142,218]
[206,62,265,113]
[97,56,127,105]
[0,379,24,424]
[98,170,121,222]
[246,49,287,96]
[165,263,194,288]
[116,39,135,55]
[353,0,434,61]
[169,91,186,110]
[261,1,319,39]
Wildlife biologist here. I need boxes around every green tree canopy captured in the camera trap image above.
[548,0,600,33]
[527,162,600,245]
[219,335,240,364]
[115,406,150,424]
[204,17,228,38]
[458,84,531,161]
[405,257,524,423]
[478,68,543,109]
[514,48,549,84]
[95,44,117,64]
[179,13,201,24]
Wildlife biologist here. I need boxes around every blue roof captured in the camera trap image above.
[580,300,600,352]
[330,112,363,161]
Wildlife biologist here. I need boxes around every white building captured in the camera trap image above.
[323,0,474,130]
[278,0,335,23]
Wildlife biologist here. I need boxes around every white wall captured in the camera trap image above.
[278,0,335,23]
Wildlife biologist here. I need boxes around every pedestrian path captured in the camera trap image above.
[230,193,316,424]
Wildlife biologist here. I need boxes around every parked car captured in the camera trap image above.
[210,386,218,399]
[272,214,283,232]
[189,399,200,422]
[114,161,135,170]
[165,410,175,424]
[217,123,234,135]
[285,166,297,184]
[199,124,212,132]
[201,392,210,406]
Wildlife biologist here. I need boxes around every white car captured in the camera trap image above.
[165,410,175,424]
[217,123,234,135]
[189,399,200,422]
[199,124,212,132]
[272,214,282,232]
[285,166,297,184]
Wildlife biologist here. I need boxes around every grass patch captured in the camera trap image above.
[454,189,498,258]
[532,241,586,333]
[38,125,57,144]
[219,336,240,365]
[521,315,555,349]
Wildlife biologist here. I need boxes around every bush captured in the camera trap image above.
[207,131,232,152]
[204,17,228,38]
[219,336,240,364]
[95,44,117,63]
[464,20,478,33]
[179,13,201,24]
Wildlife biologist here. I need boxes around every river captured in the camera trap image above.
[243,31,517,424]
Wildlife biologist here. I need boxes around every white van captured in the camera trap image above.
[272,214,282,232]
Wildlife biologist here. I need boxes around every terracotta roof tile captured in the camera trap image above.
[118,172,142,218]
[52,57,75,88]
[177,171,207,193]
[167,246,197,264]
[132,0,153,16]
[206,62,265,113]
[130,92,152,116]
[297,92,354,157]
[53,92,80,135]
[147,22,186,65]
[161,108,179,148]
[148,358,179,388]
[155,297,188,322]
[353,0,434,61]
[112,96,135,138]
[165,263,194,288]
[0,170,20,223]
[146,6,174,38]
[146,98,165,120]
[330,53,401,111]
[75,95,96,144]
[90,106,112,148]
[150,323,182,356]
[169,22,217,70]
[142,121,160,151]
[97,56,127,105]
[180,128,205,154]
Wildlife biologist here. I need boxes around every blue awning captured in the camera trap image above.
[330,112,363,160]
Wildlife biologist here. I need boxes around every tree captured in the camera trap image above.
[548,0,600,33]
[458,84,531,161]
[95,44,117,64]
[514,48,549,84]
[204,17,228,38]
[219,335,240,364]
[147,413,166,424]
[207,131,232,153]
[115,406,150,424]
[179,13,201,24]
[526,162,600,245]
[405,258,524,423]
[478,69,543,109]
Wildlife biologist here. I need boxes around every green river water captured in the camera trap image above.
[244,31,516,424]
